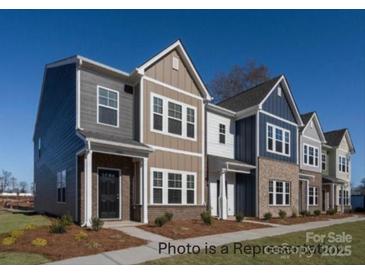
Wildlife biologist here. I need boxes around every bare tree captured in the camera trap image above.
[1,170,12,192]
[19,181,28,193]
[9,176,17,193]
[209,60,270,102]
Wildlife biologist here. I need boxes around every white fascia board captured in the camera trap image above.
[235,105,259,120]
[206,103,236,117]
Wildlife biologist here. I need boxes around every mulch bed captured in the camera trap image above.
[0,224,146,261]
[263,213,354,225]
[140,219,269,240]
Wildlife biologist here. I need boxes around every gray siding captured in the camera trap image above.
[235,115,256,165]
[34,64,84,221]
[134,83,140,141]
[300,121,322,173]
[79,68,134,139]
[259,112,297,163]
[262,84,296,122]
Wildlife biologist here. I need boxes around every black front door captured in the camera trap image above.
[99,169,120,219]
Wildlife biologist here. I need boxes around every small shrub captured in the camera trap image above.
[263,212,272,220]
[314,209,321,216]
[327,209,336,215]
[49,220,66,234]
[235,213,244,222]
[24,224,36,230]
[201,211,212,225]
[91,217,104,231]
[154,215,168,227]
[74,231,88,241]
[61,214,73,226]
[164,212,173,222]
[300,210,310,217]
[10,230,24,239]
[278,210,287,219]
[32,238,48,247]
[87,241,101,249]
[2,237,16,246]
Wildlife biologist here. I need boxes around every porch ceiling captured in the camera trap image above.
[207,154,256,174]
[322,175,346,185]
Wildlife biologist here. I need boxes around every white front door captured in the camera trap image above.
[209,181,218,216]
[227,181,235,216]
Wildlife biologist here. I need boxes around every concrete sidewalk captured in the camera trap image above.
[52,215,365,265]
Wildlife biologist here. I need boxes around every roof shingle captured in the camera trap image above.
[324,129,347,147]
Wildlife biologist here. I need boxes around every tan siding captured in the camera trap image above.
[145,50,201,97]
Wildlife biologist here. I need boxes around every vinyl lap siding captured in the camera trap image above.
[235,115,256,165]
[34,64,84,221]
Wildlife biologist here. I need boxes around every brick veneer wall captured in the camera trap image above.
[257,157,299,219]
[148,205,206,222]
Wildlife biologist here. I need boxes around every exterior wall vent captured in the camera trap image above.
[172,56,179,70]
[124,84,134,94]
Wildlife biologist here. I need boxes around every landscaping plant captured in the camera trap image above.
[235,213,244,222]
[155,215,168,227]
[91,217,104,231]
[49,220,66,234]
[10,229,24,239]
[327,209,336,215]
[164,212,173,222]
[263,212,272,220]
[201,211,212,225]
[61,214,73,226]
[2,237,16,246]
[314,209,321,216]
[74,230,88,241]
[278,210,287,219]
[24,224,37,230]
[31,238,48,247]
[300,210,310,217]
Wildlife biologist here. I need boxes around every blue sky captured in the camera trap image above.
[0,10,364,187]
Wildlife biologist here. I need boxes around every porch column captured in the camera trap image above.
[331,184,335,209]
[84,150,93,227]
[306,181,309,211]
[140,157,148,224]
[219,170,227,220]
[341,185,344,213]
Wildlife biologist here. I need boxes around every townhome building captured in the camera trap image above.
[298,112,327,213]
[207,75,304,219]
[34,40,212,226]
[322,129,355,212]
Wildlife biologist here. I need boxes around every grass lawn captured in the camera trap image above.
[0,252,49,265]
[0,210,50,234]
[146,220,365,264]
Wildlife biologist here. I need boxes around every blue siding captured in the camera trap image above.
[235,172,256,217]
[259,112,297,163]
[262,84,295,122]
[235,115,256,165]
[34,64,84,222]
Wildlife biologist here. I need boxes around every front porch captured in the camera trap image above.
[77,138,153,227]
[322,176,349,213]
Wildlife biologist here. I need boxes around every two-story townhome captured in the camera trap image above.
[208,75,304,219]
[322,129,355,213]
[298,112,327,213]
[33,40,212,226]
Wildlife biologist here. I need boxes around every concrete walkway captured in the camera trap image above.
[52,215,365,265]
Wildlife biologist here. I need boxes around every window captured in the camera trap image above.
[346,157,350,173]
[219,124,226,144]
[153,171,163,204]
[168,173,182,204]
[153,97,163,131]
[267,124,290,156]
[186,108,195,138]
[269,180,290,206]
[303,144,319,167]
[344,190,349,205]
[57,170,66,203]
[186,175,195,204]
[309,187,318,206]
[97,86,118,127]
[339,156,347,173]
[322,153,327,171]
[168,102,182,135]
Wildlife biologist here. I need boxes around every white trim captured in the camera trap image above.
[78,55,129,77]
[259,110,299,127]
[88,138,153,152]
[266,122,291,157]
[321,152,327,172]
[299,173,315,179]
[206,103,236,117]
[150,92,197,141]
[143,158,148,223]
[148,145,202,157]
[269,180,291,206]
[92,150,147,160]
[201,103,205,206]
[226,161,256,169]
[96,85,119,128]
[308,186,319,206]
[303,135,322,144]
[236,105,259,120]
[145,76,203,101]
[76,66,81,129]
[84,150,93,227]
[96,167,122,220]
[296,127,299,165]
[140,76,144,143]
[256,111,260,157]
[136,40,212,101]
[150,167,197,206]
[303,143,320,168]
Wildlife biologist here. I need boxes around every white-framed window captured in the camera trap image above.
[338,155,347,173]
[97,86,119,127]
[266,123,290,156]
[322,153,327,171]
[308,186,318,206]
[269,180,290,206]
[219,123,226,144]
[150,93,197,141]
[303,144,319,167]
[150,168,196,205]
[56,170,66,203]
[346,156,350,173]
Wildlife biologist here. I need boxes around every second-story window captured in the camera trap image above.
[339,155,347,173]
[267,123,290,156]
[153,97,163,131]
[186,108,195,138]
[168,102,182,135]
[97,86,119,127]
[219,124,226,144]
[322,153,327,171]
[303,144,319,167]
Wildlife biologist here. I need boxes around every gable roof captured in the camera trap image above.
[135,40,212,101]
[324,128,355,153]
[300,112,326,143]
[217,75,303,126]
